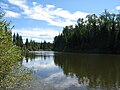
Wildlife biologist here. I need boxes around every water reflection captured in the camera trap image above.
[22,51,120,90]
[24,51,53,63]
[54,53,120,89]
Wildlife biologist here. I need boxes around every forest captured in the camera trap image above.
[13,33,53,51]
[53,10,120,53]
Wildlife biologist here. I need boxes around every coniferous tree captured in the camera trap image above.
[12,33,23,48]
[25,38,28,49]
[53,10,120,53]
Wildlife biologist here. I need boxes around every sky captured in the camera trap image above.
[0,0,120,43]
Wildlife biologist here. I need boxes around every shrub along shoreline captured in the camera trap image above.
[0,12,30,90]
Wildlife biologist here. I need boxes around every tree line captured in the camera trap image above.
[53,10,120,53]
[25,38,53,51]
[13,33,53,51]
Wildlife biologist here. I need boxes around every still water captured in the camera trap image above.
[22,51,120,90]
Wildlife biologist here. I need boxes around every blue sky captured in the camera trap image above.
[0,0,120,42]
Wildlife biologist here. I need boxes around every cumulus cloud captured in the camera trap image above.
[24,4,88,27]
[8,0,89,27]
[8,0,28,9]
[116,6,120,10]
[12,28,59,42]
[4,10,21,18]
[0,2,8,9]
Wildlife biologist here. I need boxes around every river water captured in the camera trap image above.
[22,51,120,90]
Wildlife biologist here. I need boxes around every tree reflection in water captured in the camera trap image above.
[24,51,52,63]
[54,53,120,89]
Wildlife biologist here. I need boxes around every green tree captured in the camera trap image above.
[25,38,28,49]
[19,35,23,48]
[12,33,23,48]
[53,10,120,53]
[13,33,16,45]
[0,12,30,90]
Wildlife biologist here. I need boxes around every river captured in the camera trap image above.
[21,51,120,90]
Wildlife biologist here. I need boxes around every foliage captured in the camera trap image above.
[53,10,120,53]
[25,39,53,51]
[0,12,31,90]
[13,33,23,48]
[12,34,53,51]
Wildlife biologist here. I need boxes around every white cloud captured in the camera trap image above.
[32,2,37,6]
[12,28,59,42]
[8,0,89,27]
[8,0,28,9]
[23,4,88,27]
[116,6,120,10]
[4,10,21,18]
[0,2,8,9]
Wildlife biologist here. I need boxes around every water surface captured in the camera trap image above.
[22,51,120,90]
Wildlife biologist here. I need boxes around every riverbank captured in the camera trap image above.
[54,48,120,54]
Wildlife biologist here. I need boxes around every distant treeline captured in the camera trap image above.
[13,33,53,51]
[53,10,120,53]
